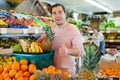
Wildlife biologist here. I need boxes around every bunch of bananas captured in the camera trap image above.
[28,42,43,53]
[107,33,117,39]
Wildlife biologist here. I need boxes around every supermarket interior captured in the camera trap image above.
[0,0,120,80]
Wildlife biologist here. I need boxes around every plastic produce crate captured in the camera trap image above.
[13,50,54,69]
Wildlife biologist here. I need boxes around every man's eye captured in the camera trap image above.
[52,12,56,15]
[59,12,62,14]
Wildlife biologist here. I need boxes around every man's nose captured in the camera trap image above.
[55,13,60,17]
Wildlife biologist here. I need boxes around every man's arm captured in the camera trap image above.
[59,43,84,57]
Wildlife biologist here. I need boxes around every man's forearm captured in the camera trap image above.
[67,48,82,57]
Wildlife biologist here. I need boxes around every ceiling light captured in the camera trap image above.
[84,0,113,13]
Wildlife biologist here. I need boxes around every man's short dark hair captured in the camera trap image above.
[51,3,66,14]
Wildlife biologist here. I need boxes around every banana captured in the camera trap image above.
[29,47,32,53]
[38,46,43,53]
[31,42,36,52]
[34,42,39,53]
[29,42,43,53]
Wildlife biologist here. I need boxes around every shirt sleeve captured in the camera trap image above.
[71,30,85,56]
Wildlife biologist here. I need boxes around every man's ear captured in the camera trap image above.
[65,12,68,19]
[65,12,67,15]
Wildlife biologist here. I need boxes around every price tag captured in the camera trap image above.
[109,40,113,42]
[23,29,28,34]
[1,28,7,34]
[34,28,39,34]
[106,30,110,33]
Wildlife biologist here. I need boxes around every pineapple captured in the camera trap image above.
[34,70,50,80]
[78,43,101,80]
[41,27,54,52]
[51,73,64,80]
[34,71,69,80]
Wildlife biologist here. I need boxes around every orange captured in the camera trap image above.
[30,74,37,80]
[2,71,7,76]
[48,65,55,71]
[9,69,17,77]
[42,68,48,73]
[4,64,12,72]
[23,71,30,77]
[55,69,62,74]
[0,68,3,73]
[0,74,4,80]
[29,64,36,68]
[18,70,23,73]
[24,77,29,80]
[4,77,11,80]
[21,64,28,71]
[15,71,23,79]
[29,67,37,74]
[17,77,24,80]
[28,64,37,74]
[19,59,28,65]
[62,71,70,77]
[12,62,20,71]
[48,69,55,75]
[3,73,10,78]
[3,73,10,79]
[3,64,7,68]
[12,78,17,80]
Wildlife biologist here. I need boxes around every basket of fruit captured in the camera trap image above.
[13,50,54,69]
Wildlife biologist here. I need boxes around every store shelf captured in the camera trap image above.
[100,30,120,33]
[80,29,120,33]
[105,39,120,43]
[0,28,45,34]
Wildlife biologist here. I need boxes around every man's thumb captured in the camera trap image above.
[62,43,66,48]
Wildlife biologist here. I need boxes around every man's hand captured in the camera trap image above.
[59,43,68,56]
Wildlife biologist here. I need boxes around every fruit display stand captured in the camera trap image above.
[0,27,45,55]
[13,50,54,69]
[97,60,120,80]
[100,29,120,50]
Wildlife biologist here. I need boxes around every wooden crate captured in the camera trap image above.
[101,61,120,70]
[115,58,120,63]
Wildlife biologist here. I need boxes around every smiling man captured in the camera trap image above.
[51,4,85,75]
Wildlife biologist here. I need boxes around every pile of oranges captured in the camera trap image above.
[101,68,120,77]
[0,59,37,80]
[41,65,70,77]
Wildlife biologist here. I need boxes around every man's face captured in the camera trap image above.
[52,6,66,25]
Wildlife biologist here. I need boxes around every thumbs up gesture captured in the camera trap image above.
[59,42,69,56]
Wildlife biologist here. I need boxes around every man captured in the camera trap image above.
[51,3,84,74]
